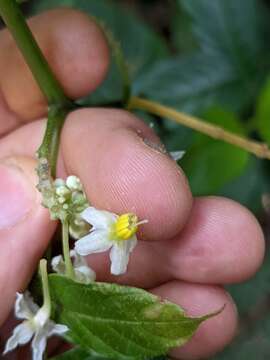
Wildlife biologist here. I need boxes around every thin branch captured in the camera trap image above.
[128,96,270,160]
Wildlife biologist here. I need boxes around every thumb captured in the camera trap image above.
[0,156,56,325]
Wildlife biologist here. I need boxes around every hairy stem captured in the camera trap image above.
[37,107,69,177]
[128,96,270,160]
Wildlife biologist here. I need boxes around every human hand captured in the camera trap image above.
[0,9,265,359]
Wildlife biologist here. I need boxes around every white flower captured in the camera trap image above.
[75,207,147,275]
[51,250,96,284]
[4,292,68,360]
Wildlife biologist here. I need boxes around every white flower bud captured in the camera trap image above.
[54,178,65,188]
[56,185,70,198]
[66,175,82,191]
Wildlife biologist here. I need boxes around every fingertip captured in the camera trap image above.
[62,108,193,241]
[101,126,193,241]
[43,8,109,98]
[168,196,265,284]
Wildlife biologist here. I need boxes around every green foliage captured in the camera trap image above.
[49,274,214,359]
[136,0,269,114]
[181,107,249,194]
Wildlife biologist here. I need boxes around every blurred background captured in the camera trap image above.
[19,0,270,358]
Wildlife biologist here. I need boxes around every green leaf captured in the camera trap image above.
[136,0,269,114]
[27,0,168,105]
[170,1,197,53]
[49,274,216,359]
[255,77,270,145]
[181,107,249,195]
[179,0,267,61]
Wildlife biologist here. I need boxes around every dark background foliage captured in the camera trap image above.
[20,0,270,358]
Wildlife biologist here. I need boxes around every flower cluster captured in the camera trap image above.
[36,159,90,238]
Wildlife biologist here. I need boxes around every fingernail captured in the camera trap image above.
[0,161,35,229]
[143,138,168,155]
[142,138,185,162]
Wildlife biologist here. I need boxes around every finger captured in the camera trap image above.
[0,8,109,124]
[151,281,238,360]
[158,196,265,284]
[0,157,56,326]
[0,109,193,242]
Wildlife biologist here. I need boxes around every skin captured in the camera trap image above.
[0,9,265,359]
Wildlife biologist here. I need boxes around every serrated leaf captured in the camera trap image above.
[179,0,267,61]
[48,274,217,359]
[136,0,269,114]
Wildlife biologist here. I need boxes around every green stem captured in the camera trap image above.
[62,220,75,280]
[0,0,70,107]
[37,107,69,177]
[39,259,51,316]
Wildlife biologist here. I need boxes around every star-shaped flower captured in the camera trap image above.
[52,250,96,284]
[4,292,68,360]
[75,207,147,275]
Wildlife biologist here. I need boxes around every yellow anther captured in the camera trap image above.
[114,213,138,240]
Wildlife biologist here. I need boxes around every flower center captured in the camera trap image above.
[114,213,139,240]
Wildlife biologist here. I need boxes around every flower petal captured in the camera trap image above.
[126,236,137,253]
[81,207,117,229]
[15,292,38,320]
[47,322,69,337]
[4,322,34,354]
[32,330,47,360]
[75,230,111,256]
[109,240,134,275]
[51,255,66,275]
